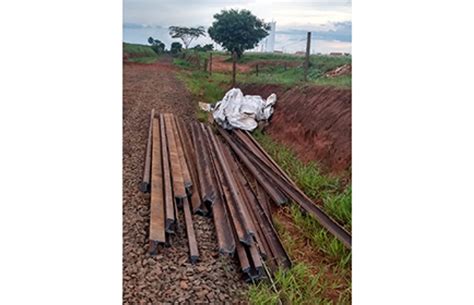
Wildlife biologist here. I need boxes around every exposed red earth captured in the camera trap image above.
[240,84,352,175]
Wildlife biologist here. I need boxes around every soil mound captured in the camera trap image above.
[241,84,351,174]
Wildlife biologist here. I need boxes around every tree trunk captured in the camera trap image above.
[232,51,237,87]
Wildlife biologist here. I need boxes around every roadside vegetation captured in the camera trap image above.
[249,130,352,304]
[238,53,351,87]
[172,51,352,107]
[249,262,350,305]
[123,42,159,63]
[174,70,227,122]
[252,130,351,230]
[173,51,351,88]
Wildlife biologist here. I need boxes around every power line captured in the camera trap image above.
[277,38,306,49]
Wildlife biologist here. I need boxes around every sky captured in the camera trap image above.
[123,0,351,54]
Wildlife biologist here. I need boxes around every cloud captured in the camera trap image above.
[277,21,351,42]
[123,23,163,29]
[123,0,351,27]
[123,1,351,53]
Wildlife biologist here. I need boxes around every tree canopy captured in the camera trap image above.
[168,26,206,49]
[170,42,183,55]
[191,44,214,52]
[147,37,165,54]
[208,9,270,57]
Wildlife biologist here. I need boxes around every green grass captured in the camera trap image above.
[309,55,351,74]
[235,52,350,64]
[123,42,159,64]
[238,67,305,86]
[173,58,192,68]
[236,52,304,63]
[290,205,351,268]
[251,129,351,229]
[249,263,350,305]
[174,69,229,122]
[238,59,351,88]
[127,56,158,64]
[233,53,351,88]
[173,50,351,88]
[123,42,157,58]
[312,75,351,87]
[323,186,352,231]
[175,70,228,105]
[248,130,351,305]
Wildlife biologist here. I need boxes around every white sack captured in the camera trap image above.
[212,88,277,131]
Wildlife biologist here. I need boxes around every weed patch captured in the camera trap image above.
[175,70,228,105]
[249,263,350,305]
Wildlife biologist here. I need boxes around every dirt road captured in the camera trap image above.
[123,58,248,303]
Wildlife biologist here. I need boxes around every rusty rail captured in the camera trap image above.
[140,108,155,193]
[175,120,207,215]
[222,128,352,249]
[143,112,347,282]
[183,196,199,263]
[164,114,186,202]
[160,114,175,233]
[149,117,166,254]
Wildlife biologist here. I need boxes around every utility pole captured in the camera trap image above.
[304,32,311,81]
[209,52,212,76]
[232,51,237,87]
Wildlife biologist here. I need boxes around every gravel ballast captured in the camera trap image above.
[123,59,249,303]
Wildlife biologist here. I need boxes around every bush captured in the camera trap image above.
[170,42,183,55]
[148,36,166,54]
[190,44,214,52]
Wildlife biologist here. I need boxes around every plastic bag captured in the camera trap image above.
[212,88,277,131]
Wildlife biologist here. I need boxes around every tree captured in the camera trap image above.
[168,26,206,49]
[170,42,183,55]
[202,44,214,52]
[208,9,270,58]
[190,44,214,52]
[147,36,165,54]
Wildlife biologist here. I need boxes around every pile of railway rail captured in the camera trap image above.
[140,110,351,282]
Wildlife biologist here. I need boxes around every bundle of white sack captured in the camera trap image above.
[212,88,277,131]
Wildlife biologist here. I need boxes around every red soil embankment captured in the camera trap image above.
[240,84,351,174]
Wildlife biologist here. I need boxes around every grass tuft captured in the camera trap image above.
[323,186,352,231]
[290,205,351,268]
[173,58,192,68]
[175,70,227,105]
[249,263,343,305]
